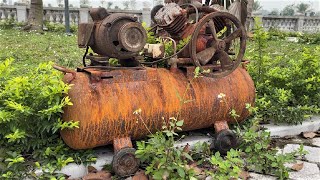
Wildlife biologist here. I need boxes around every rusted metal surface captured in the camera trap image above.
[59,3,254,176]
[118,22,147,52]
[113,137,133,152]
[152,3,246,79]
[78,23,94,48]
[78,12,147,61]
[189,12,247,78]
[214,121,229,133]
[61,67,255,149]
[89,8,109,21]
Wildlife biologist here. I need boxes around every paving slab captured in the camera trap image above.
[312,138,320,147]
[174,134,213,149]
[248,173,277,180]
[263,116,320,137]
[283,144,320,163]
[292,174,320,180]
[285,160,320,179]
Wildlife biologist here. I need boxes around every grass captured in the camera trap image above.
[0,29,83,71]
[245,38,318,60]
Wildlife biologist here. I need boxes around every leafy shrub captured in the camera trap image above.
[298,32,320,44]
[236,108,307,179]
[0,59,95,179]
[44,21,78,33]
[248,18,320,124]
[0,19,25,30]
[207,150,244,180]
[135,106,305,180]
[268,27,320,44]
[135,118,198,180]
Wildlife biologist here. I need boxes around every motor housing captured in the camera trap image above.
[78,8,147,60]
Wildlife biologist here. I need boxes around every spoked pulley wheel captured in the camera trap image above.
[189,12,246,78]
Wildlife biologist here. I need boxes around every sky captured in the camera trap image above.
[7,0,320,12]
[258,0,320,12]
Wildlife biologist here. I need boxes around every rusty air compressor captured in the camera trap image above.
[54,2,255,177]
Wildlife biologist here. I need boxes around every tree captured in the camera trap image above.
[143,1,151,9]
[130,0,136,10]
[269,9,279,16]
[56,0,62,6]
[295,3,310,14]
[253,0,262,12]
[100,0,106,7]
[154,0,163,5]
[107,2,113,9]
[26,0,43,31]
[282,4,295,16]
[122,1,130,10]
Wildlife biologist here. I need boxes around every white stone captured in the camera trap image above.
[248,173,277,180]
[286,37,299,43]
[263,116,320,137]
[90,148,114,171]
[312,138,320,147]
[57,163,87,179]
[285,160,320,180]
[283,144,320,163]
[56,148,114,179]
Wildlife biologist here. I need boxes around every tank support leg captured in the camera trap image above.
[212,121,238,154]
[214,121,229,133]
[113,137,133,153]
[112,137,140,177]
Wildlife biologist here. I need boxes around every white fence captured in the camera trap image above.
[0,4,151,26]
[1,4,319,33]
[248,15,320,33]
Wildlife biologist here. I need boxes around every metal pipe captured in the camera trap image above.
[64,0,70,33]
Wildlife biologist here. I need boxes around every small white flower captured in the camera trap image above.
[217,93,226,99]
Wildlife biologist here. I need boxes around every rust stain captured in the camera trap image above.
[61,67,255,150]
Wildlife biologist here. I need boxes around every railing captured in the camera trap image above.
[0,4,150,25]
[1,4,320,33]
[0,5,18,21]
[248,15,320,33]
[43,7,80,24]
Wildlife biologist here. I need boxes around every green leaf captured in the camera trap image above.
[183,152,193,161]
[176,120,184,127]
[177,167,185,178]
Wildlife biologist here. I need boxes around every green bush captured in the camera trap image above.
[236,110,307,180]
[44,21,78,33]
[0,59,95,179]
[0,19,25,30]
[268,28,320,44]
[248,19,320,124]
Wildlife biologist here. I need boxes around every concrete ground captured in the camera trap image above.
[61,116,320,180]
